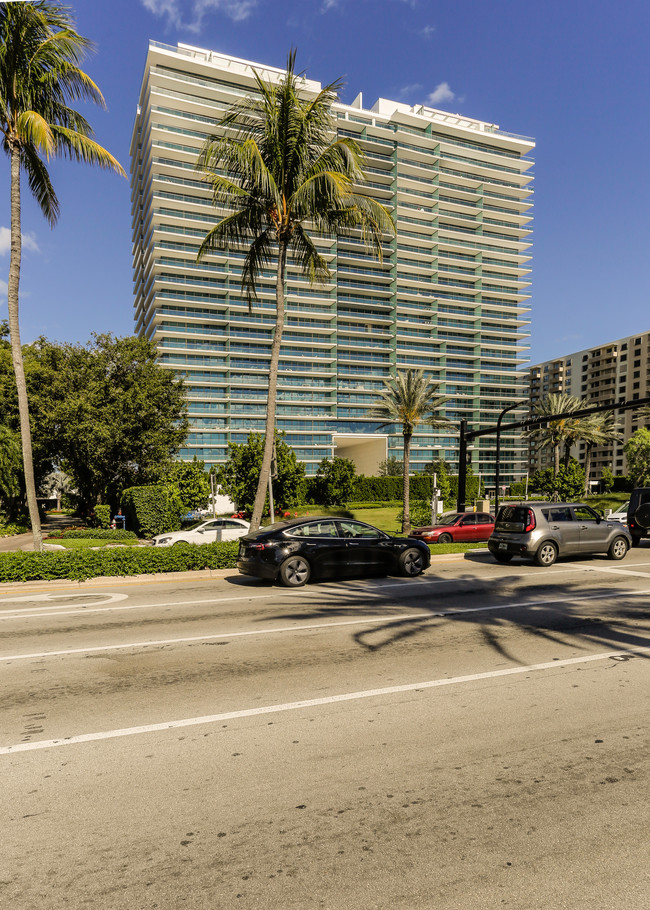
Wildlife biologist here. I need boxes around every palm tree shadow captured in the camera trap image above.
[259,568,650,665]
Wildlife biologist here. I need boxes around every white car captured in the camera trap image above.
[152,518,250,546]
[607,502,629,524]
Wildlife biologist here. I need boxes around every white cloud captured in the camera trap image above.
[0,227,39,255]
[320,0,340,10]
[427,82,455,106]
[420,24,435,39]
[141,0,257,31]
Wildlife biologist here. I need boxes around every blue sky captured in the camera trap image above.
[1,0,648,365]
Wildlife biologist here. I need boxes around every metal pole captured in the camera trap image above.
[495,400,524,516]
[457,420,468,513]
[431,472,438,525]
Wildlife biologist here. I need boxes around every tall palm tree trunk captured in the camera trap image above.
[7,145,42,551]
[250,242,287,531]
[402,431,412,534]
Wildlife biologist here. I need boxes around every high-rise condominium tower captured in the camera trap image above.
[131,42,534,482]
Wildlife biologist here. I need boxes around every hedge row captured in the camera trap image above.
[0,540,240,583]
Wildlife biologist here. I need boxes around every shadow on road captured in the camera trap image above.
[246,557,650,666]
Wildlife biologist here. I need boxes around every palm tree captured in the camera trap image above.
[524,393,584,476]
[0,2,124,550]
[367,369,450,534]
[581,411,622,495]
[197,51,394,532]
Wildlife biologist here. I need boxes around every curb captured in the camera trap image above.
[0,550,492,594]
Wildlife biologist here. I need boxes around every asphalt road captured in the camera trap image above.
[1,549,649,909]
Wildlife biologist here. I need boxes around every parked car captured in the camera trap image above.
[237,517,431,586]
[152,517,250,546]
[627,488,650,546]
[410,511,495,544]
[488,501,632,567]
[607,501,629,524]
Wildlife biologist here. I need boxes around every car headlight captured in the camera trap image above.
[156,537,172,545]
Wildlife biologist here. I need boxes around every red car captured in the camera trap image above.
[410,511,495,544]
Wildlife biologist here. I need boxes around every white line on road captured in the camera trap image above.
[3,587,650,663]
[2,560,650,620]
[2,646,648,755]
[0,578,447,620]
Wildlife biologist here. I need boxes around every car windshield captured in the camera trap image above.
[182,521,205,531]
[436,513,460,526]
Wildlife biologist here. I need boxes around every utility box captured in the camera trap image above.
[477,499,491,513]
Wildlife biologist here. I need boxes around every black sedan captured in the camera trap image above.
[236,516,431,586]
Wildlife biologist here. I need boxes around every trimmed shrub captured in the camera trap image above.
[0,540,240,583]
[121,484,184,538]
[90,504,112,529]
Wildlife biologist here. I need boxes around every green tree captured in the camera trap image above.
[197,51,393,532]
[367,369,450,533]
[0,2,125,550]
[524,393,584,476]
[581,411,621,495]
[600,466,614,493]
[3,334,189,513]
[314,456,356,505]
[217,432,306,514]
[530,460,585,501]
[378,457,403,477]
[161,459,210,512]
[0,423,22,516]
[624,427,650,487]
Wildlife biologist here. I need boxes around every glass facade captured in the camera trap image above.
[131,42,534,483]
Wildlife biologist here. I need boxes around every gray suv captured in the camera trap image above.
[488,502,632,567]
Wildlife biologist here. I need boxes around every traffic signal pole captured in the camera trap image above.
[455,394,650,514]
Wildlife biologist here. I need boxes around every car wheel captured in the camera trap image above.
[172,540,188,546]
[399,547,426,577]
[437,532,452,544]
[493,553,513,563]
[535,541,558,567]
[279,555,311,587]
[608,536,629,560]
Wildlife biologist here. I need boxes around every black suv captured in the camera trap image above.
[627,488,650,546]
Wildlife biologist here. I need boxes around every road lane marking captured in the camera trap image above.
[3,587,650,663]
[0,578,448,620]
[2,645,648,755]
[2,560,650,620]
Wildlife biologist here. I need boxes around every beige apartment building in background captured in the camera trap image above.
[528,331,650,481]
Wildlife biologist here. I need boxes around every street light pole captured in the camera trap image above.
[495,400,526,516]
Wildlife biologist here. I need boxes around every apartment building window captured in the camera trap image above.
[634,360,641,368]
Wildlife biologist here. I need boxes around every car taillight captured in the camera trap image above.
[524,509,536,532]
[250,543,268,550]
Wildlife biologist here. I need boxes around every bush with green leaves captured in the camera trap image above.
[624,427,650,487]
[313,457,356,505]
[90,504,112,529]
[530,461,585,500]
[161,459,210,511]
[121,484,184,538]
[216,432,305,512]
[0,540,240,583]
